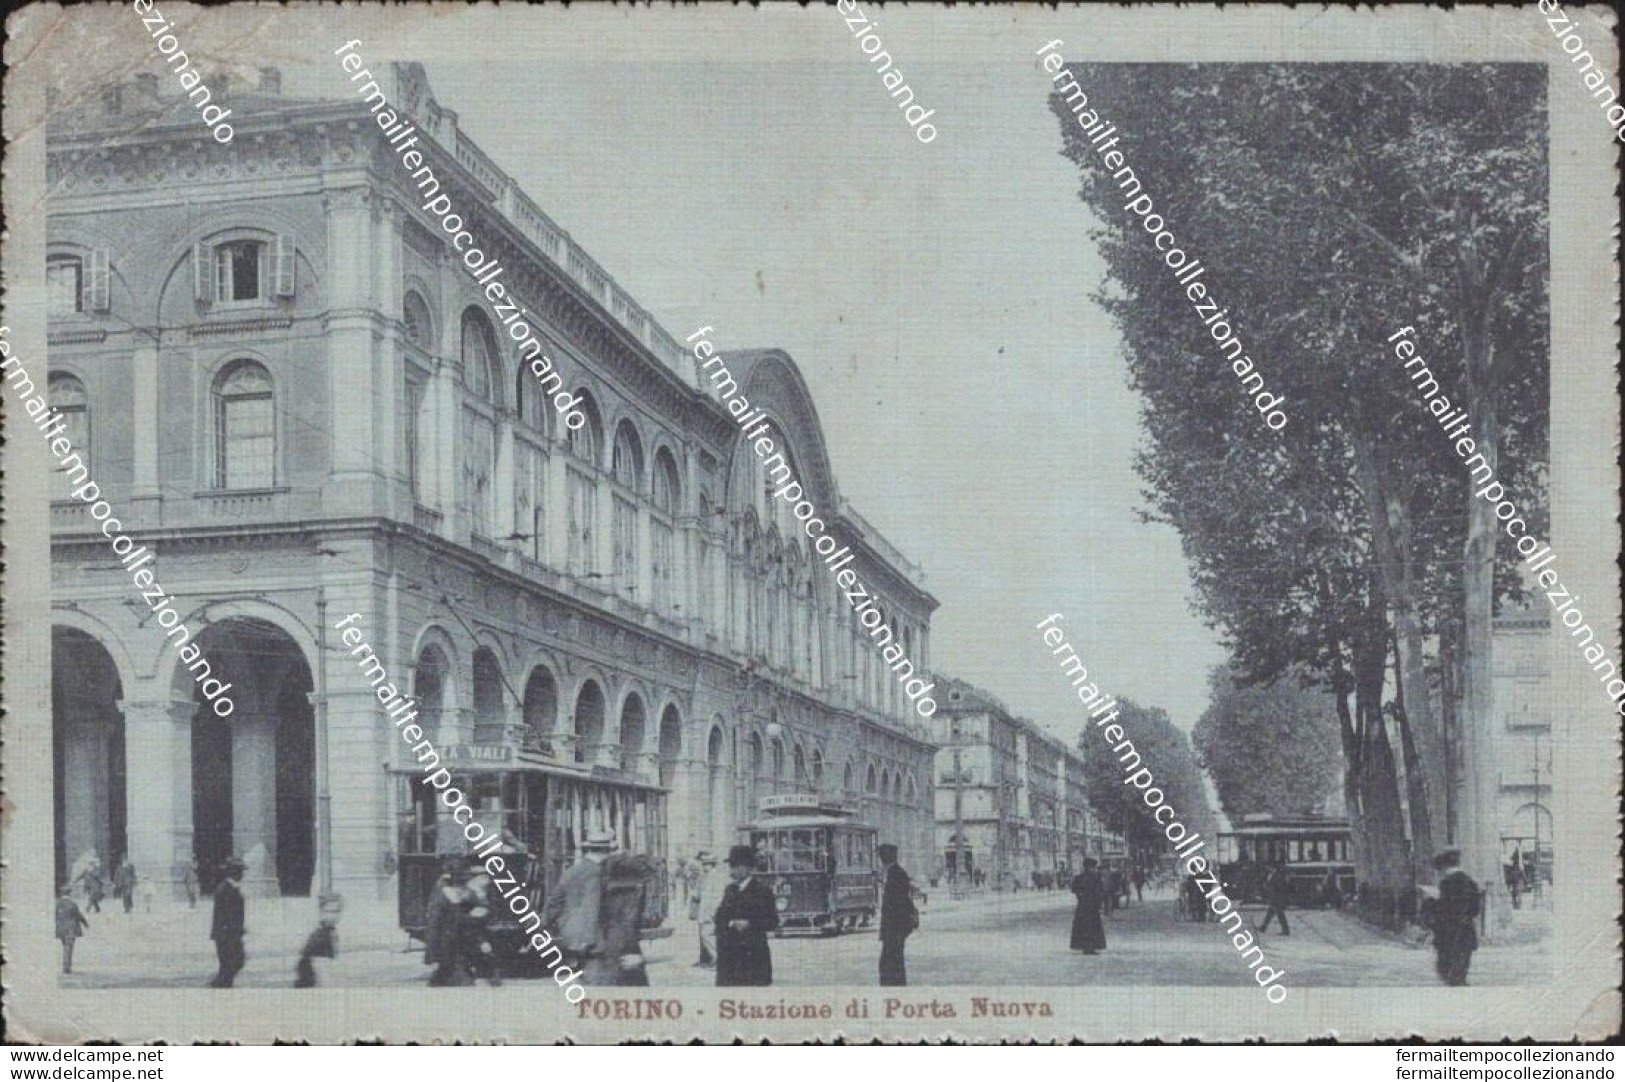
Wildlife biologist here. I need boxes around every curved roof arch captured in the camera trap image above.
[715,349,841,514]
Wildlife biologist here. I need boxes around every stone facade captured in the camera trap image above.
[44,64,938,900]
[930,677,1118,887]
[1490,607,1553,882]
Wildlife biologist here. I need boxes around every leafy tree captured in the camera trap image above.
[1077,697,1217,864]
[1050,63,1547,919]
[1193,667,1341,820]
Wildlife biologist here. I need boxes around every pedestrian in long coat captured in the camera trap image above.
[113,860,137,915]
[714,844,778,986]
[424,860,479,986]
[878,843,919,986]
[56,887,89,974]
[1255,862,1292,935]
[689,851,719,968]
[593,853,656,986]
[1427,848,1482,986]
[209,857,247,987]
[295,919,338,987]
[1069,858,1107,954]
[79,863,106,914]
[542,830,614,977]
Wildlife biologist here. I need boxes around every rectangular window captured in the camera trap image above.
[405,377,425,497]
[613,495,637,590]
[462,407,495,537]
[55,407,90,500]
[568,467,596,575]
[215,241,264,302]
[47,259,82,317]
[218,395,274,489]
[652,520,675,614]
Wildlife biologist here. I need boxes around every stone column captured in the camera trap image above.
[494,419,514,542]
[60,719,111,875]
[232,711,279,896]
[323,685,393,898]
[546,439,570,570]
[322,186,384,515]
[122,696,193,897]
[130,347,160,503]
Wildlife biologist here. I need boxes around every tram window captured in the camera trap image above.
[1306,841,1322,862]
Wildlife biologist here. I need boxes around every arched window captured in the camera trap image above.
[517,364,547,432]
[610,421,643,590]
[650,448,681,613]
[460,310,501,536]
[461,310,501,403]
[565,393,603,575]
[48,374,89,500]
[611,421,643,491]
[812,750,825,789]
[568,392,602,464]
[865,764,878,794]
[213,360,275,489]
[403,291,433,350]
[652,449,680,514]
[771,738,786,781]
[793,745,807,785]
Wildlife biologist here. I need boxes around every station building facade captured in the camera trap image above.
[44,64,938,899]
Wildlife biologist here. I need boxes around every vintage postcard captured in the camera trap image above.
[2,2,1619,1044]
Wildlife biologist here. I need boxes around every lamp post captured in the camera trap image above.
[313,587,339,914]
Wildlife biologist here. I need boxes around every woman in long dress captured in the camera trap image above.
[1070,858,1107,954]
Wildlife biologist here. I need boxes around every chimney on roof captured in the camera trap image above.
[134,73,159,99]
[259,66,282,95]
[101,86,123,115]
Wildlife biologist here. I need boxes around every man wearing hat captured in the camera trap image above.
[208,856,247,988]
[877,843,919,986]
[542,828,615,979]
[424,855,479,986]
[713,844,778,986]
[1426,848,1483,986]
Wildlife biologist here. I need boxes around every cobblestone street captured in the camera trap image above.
[57,885,1550,992]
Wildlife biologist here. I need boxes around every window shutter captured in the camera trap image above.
[193,243,211,303]
[273,234,296,297]
[88,249,111,311]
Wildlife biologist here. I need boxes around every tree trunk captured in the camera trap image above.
[1353,609,1411,926]
[1390,631,1438,891]
[1351,434,1442,886]
[1459,389,1508,934]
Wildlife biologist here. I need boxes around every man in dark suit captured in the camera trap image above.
[1255,860,1291,936]
[1428,848,1482,986]
[714,844,778,986]
[878,843,918,986]
[209,856,247,987]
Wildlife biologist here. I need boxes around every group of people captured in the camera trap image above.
[53,854,151,974]
[684,842,919,986]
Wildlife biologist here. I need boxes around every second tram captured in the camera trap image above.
[1216,814,1356,907]
[739,795,879,935]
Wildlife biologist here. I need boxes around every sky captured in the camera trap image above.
[394,41,1229,740]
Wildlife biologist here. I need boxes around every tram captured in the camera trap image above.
[393,744,670,967]
[1216,814,1356,907]
[738,795,879,935]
